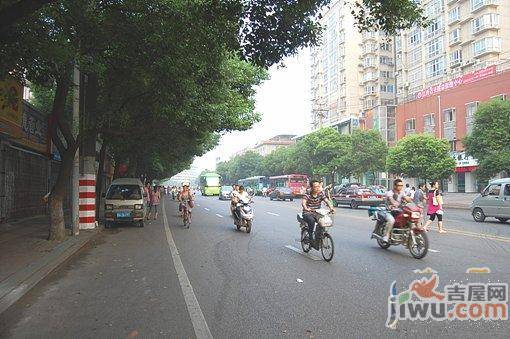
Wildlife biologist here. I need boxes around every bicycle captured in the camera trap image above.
[297,209,335,262]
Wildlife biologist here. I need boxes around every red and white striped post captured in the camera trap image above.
[79,174,96,229]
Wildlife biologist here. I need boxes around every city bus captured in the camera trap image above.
[199,172,221,196]
[238,176,269,196]
[268,174,308,196]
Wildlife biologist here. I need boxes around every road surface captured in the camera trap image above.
[1,195,509,338]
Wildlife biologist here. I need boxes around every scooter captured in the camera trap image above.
[233,197,254,233]
[369,203,429,259]
[297,209,335,262]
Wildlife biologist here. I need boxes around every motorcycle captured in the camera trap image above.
[233,197,254,233]
[297,209,335,262]
[369,203,429,259]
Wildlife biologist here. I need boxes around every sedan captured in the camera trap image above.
[332,187,384,209]
[269,187,294,201]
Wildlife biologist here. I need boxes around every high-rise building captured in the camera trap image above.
[396,0,510,102]
[310,0,363,130]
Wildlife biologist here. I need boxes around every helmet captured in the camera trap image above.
[182,181,190,187]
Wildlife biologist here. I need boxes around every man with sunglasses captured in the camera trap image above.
[380,179,413,243]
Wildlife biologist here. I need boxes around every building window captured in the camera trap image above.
[471,0,497,12]
[426,0,444,17]
[471,14,499,34]
[426,57,445,77]
[450,49,462,66]
[380,56,394,65]
[380,70,394,78]
[409,29,421,46]
[427,37,444,58]
[449,28,461,45]
[405,119,416,133]
[425,17,443,39]
[380,84,395,93]
[380,42,392,52]
[473,37,501,56]
[424,114,435,127]
[490,93,507,101]
[364,57,376,67]
[448,7,460,24]
[408,68,423,84]
[466,101,479,134]
[365,85,375,95]
[443,108,456,122]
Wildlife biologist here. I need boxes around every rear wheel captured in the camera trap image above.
[320,233,334,262]
[472,208,486,222]
[350,200,358,209]
[301,229,310,253]
[409,232,429,259]
[246,220,252,233]
[496,218,509,223]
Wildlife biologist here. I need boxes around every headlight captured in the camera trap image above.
[134,204,143,210]
[105,204,113,210]
[411,211,421,219]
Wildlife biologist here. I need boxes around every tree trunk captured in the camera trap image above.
[48,145,77,241]
[95,142,106,218]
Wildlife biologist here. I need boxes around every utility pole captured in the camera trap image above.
[72,65,80,236]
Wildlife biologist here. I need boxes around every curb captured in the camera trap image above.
[0,230,98,314]
[443,205,470,211]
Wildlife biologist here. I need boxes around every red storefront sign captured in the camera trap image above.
[416,65,497,100]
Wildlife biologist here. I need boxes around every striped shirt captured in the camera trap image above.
[303,192,326,211]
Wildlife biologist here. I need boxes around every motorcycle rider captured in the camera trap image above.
[178,182,194,217]
[380,178,413,243]
[232,185,250,221]
[302,180,335,249]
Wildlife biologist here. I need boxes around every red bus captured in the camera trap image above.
[268,174,308,196]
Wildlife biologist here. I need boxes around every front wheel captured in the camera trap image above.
[472,208,486,222]
[245,220,252,233]
[301,229,310,253]
[320,233,334,262]
[138,221,144,228]
[350,200,358,209]
[409,232,428,259]
[375,222,390,249]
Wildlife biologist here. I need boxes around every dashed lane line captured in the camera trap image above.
[284,245,321,261]
[204,208,210,211]
[267,212,280,216]
[215,214,224,218]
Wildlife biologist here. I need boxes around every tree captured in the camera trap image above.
[350,129,387,182]
[387,134,456,181]
[465,99,510,181]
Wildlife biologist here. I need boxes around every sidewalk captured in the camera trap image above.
[442,192,478,210]
[0,215,97,314]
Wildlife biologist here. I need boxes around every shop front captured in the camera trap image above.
[448,152,479,193]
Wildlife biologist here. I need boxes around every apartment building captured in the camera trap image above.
[397,0,510,101]
[310,0,363,130]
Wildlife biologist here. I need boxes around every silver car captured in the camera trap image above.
[470,178,510,223]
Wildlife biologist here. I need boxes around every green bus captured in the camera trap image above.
[200,172,221,196]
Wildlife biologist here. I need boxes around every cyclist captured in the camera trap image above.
[302,180,335,249]
[178,182,194,218]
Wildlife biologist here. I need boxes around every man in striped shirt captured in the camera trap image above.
[302,180,335,248]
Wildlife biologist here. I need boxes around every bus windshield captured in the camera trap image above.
[205,177,220,186]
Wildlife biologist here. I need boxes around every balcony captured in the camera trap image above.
[449,36,461,46]
[450,59,462,68]
[405,129,416,136]
[471,0,499,14]
[424,125,435,134]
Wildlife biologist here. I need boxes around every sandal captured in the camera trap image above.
[439,229,447,233]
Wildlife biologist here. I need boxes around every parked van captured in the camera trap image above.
[470,178,510,223]
[104,178,146,227]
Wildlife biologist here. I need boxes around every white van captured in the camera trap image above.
[470,178,510,223]
[104,178,146,227]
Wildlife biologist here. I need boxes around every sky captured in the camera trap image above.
[193,49,312,171]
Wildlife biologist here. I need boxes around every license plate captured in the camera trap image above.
[117,211,131,218]
[369,196,376,200]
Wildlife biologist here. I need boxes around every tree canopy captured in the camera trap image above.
[387,134,456,181]
[465,99,510,181]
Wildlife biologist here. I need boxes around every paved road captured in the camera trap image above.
[1,195,509,338]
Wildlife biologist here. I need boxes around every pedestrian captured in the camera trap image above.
[413,183,427,208]
[150,186,161,220]
[409,186,416,199]
[424,181,446,233]
[404,183,411,197]
[144,183,152,220]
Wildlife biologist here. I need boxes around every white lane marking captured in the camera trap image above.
[284,245,321,261]
[162,202,213,339]
[267,212,280,216]
[204,208,210,211]
[429,249,440,253]
[196,204,200,207]
[215,214,224,218]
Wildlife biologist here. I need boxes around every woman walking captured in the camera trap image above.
[424,181,446,233]
[150,186,161,220]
